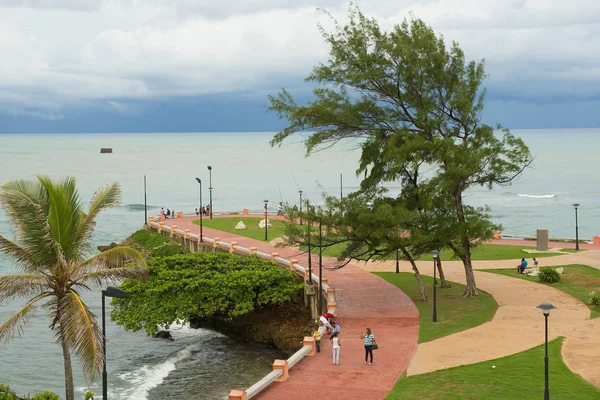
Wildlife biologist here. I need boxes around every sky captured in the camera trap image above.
[0,0,598,133]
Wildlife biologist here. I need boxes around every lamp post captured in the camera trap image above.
[340,173,343,200]
[264,199,269,241]
[101,286,128,400]
[194,178,203,243]
[318,214,323,315]
[573,203,580,250]
[306,201,312,285]
[431,250,439,323]
[207,166,213,219]
[299,190,303,225]
[537,302,556,400]
[143,175,147,226]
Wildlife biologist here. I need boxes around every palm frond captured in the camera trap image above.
[74,267,148,288]
[74,246,147,281]
[73,183,121,255]
[0,178,62,269]
[54,290,103,380]
[0,235,35,272]
[0,274,47,303]
[0,293,51,343]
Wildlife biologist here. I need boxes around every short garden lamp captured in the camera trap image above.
[264,199,269,241]
[536,302,556,400]
[431,250,440,323]
[572,203,580,250]
[101,286,128,400]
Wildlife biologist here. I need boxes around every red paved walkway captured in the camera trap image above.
[157,216,419,400]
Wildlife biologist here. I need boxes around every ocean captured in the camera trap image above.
[0,129,598,399]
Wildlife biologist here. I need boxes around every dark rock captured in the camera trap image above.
[97,242,118,252]
[153,330,174,341]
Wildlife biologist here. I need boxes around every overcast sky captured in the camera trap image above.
[0,0,598,132]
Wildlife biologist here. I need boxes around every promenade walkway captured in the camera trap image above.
[363,251,600,388]
[161,216,419,400]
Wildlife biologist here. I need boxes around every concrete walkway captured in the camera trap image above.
[362,252,600,387]
[159,216,419,400]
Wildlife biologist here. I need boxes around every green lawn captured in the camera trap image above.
[386,337,600,399]
[375,273,498,343]
[485,264,600,319]
[192,217,288,242]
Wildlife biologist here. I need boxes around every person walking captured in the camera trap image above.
[331,332,341,365]
[362,328,375,364]
[313,327,321,353]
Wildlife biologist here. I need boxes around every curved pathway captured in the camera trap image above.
[363,252,600,387]
[158,216,419,400]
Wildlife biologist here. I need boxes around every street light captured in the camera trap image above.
[143,175,147,226]
[195,178,203,243]
[431,250,440,323]
[318,214,323,315]
[264,199,269,241]
[306,201,312,285]
[207,166,213,219]
[299,190,303,225]
[572,203,580,251]
[536,302,556,400]
[101,286,128,400]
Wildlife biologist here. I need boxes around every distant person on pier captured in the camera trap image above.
[195,208,199,216]
[166,209,170,218]
[201,206,206,216]
[206,204,211,216]
[277,202,283,216]
[160,208,165,218]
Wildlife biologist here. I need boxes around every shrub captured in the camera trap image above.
[589,291,600,306]
[0,385,92,400]
[538,266,561,283]
[150,244,188,258]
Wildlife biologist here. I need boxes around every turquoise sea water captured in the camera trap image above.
[0,129,598,399]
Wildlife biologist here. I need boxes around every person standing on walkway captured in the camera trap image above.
[330,320,340,339]
[362,328,375,364]
[331,332,341,365]
[313,328,321,353]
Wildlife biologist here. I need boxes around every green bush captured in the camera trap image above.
[589,291,600,306]
[538,266,561,283]
[131,229,170,251]
[150,244,188,258]
[0,385,92,400]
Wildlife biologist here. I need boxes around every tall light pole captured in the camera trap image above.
[537,302,556,400]
[264,199,269,241]
[207,166,213,219]
[340,174,343,200]
[318,213,323,315]
[431,250,439,323]
[299,190,303,225]
[195,178,203,243]
[102,286,128,400]
[573,203,580,250]
[306,201,312,285]
[143,175,147,226]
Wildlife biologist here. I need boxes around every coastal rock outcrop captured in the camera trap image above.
[153,330,174,341]
[97,242,118,252]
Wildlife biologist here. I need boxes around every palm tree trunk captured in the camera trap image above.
[60,324,75,400]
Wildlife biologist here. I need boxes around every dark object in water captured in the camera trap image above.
[100,148,113,153]
[153,330,174,341]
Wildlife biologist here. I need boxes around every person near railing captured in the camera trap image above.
[313,328,321,353]
[331,332,341,365]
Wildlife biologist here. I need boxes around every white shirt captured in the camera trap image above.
[319,316,328,325]
[332,337,340,348]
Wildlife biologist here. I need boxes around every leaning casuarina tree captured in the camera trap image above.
[268,6,531,296]
[0,177,147,400]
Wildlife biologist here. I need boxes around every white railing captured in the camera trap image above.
[146,221,338,400]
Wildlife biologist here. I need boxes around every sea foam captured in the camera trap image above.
[517,193,557,199]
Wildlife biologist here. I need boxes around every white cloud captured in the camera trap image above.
[0,0,598,118]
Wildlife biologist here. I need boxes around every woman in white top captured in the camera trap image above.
[331,332,341,365]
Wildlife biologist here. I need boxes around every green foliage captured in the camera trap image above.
[386,338,600,399]
[150,244,188,258]
[538,266,561,283]
[0,385,83,400]
[588,291,600,306]
[111,252,304,335]
[30,393,58,400]
[192,217,288,242]
[131,229,171,250]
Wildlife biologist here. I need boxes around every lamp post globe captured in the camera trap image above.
[537,302,556,400]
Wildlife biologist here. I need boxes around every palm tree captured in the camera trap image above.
[0,176,147,400]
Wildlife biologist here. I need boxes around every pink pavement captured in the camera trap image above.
[159,215,419,400]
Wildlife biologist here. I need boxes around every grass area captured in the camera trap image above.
[316,243,566,261]
[192,217,288,242]
[485,264,600,319]
[375,272,498,343]
[386,337,600,399]
[559,248,586,253]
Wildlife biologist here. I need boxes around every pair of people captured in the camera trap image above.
[331,326,376,365]
[517,257,538,274]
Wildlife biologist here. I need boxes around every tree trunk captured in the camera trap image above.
[453,189,478,296]
[436,257,451,288]
[60,324,75,400]
[401,248,427,301]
